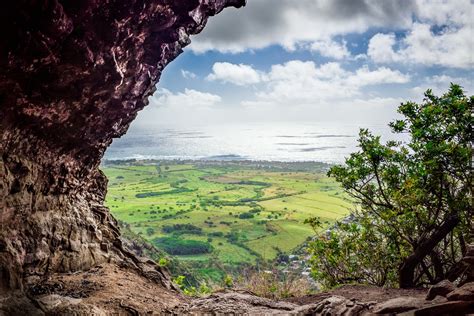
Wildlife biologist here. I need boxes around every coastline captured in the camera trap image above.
[101,158,337,173]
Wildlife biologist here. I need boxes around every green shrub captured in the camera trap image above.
[158,258,169,267]
[223,275,233,288]
[208,231,224,237]
[238,212,254,219]
[146,227,155,236]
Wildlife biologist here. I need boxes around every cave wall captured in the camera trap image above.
[0,0,245,290]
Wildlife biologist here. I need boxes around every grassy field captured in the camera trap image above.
[102,160,351,281]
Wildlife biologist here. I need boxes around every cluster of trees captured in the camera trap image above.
[135,187,193,198]
[239,212,255,219]
[154,237,213,255]
[308,85,473,289]
[162,224,203,235]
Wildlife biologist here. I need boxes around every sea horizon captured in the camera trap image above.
[104,121,401,164]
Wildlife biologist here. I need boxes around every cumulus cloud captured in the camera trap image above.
[236,60,410,107]
[368,0,473,68]
[192,0,472,70]
[309,39,351,60]
[150,88,221,108]
[348,66,410,86]
[191,0,416,53]
[206,62,261,85]
[368,23,473,68]
[367,33,401,63]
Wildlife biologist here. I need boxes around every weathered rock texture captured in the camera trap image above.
[0,0,244,292]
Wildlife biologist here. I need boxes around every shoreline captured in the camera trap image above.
[101,158,338,172]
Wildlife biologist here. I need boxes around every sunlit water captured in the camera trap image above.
[104,122,402,164]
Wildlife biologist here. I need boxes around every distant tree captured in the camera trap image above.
[146,227,155,236]
[307,85,473,288]
[239,212,255,219]
[226,231,240,243]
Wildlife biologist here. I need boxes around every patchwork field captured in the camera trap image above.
[102,160,352,280]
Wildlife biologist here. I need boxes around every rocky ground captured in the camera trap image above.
[1,262,473,315]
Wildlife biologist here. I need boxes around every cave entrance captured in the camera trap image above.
[99,54,362,288]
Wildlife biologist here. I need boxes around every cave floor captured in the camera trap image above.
[0,263,435,315]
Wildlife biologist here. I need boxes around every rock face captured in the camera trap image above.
[0,0,245,292]
[426,280,456,300]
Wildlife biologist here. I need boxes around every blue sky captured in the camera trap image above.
[135,0,473,127]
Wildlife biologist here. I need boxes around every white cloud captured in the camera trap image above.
[243,60,410,107]
[309,39,350,60]
[181,70,197,79]
[410,74,474,98]
[347,66,410,86]
[192,0,472,70]
[367,33,401,63]
[368,0,474,68]
[191,0,416,53]
[416,0,472,26]
[150,88,221,108]
[369,23,473,68]
[206,62,261,86]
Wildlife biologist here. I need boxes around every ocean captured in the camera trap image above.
[104,121,399,164]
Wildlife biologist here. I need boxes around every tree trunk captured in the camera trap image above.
[399,214,460,288]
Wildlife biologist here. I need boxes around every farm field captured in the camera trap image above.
[102,160,352,281]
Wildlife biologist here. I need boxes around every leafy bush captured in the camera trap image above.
[223,275,233,288]
[158,258,169,267]
[307,218,400,288]
[173,275,212,297]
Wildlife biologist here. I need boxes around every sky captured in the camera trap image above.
[135,0,473,128]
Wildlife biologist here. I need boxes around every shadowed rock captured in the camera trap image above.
[426,280,456,300]
[0,0,244,293]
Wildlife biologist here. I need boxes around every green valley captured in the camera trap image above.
[102,160,352,281]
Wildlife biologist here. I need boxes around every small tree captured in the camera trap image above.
[146,227,155,236]
[308,85,473,288]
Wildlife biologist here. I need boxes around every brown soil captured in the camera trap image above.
[26,264,188,315]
